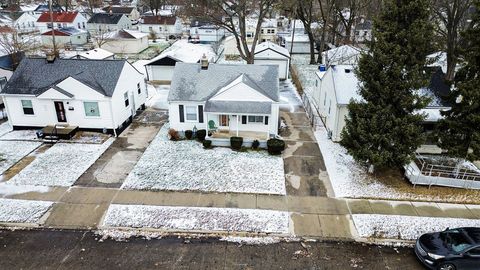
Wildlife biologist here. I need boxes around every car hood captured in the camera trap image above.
[419,233,450,255]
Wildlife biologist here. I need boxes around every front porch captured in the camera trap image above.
[209,130,269,140]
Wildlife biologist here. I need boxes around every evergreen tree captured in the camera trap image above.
[437,0,480,161]
[340,0,433,171]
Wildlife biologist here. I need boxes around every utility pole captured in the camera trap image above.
[49,0,57,55]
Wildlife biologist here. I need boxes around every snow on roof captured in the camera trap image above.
[78,48,114,59]
[261,18,277,28]
[323,45,363,65]
[147,39,216,64]
[427,51,447,74]
[284,34,310,42]
[254,41,290,58]
[105,29,147,39]
[419,108,447,122]
[329,65,361,105]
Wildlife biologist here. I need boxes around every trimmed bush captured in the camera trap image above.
[267,138,285,155]
[168,128,180,141]
[197,129,207,141]
[230,136,243,150]
[185,130,193,139]
[252,139,260,150]
[203,140,212,148]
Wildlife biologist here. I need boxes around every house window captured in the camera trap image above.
[124,92,130,107]
[82,22,85,29]
[84,102,100,117]
[261,29,264,34]
[185,106,197,121]
[148,26,153,31]
[248,115,263,123]
[21,100,34,115]
[47,23,52,29]
[137,83,141,94]
[78,22,81,28]
[57,23,61,28]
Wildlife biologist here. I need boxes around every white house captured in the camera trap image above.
[41,27,89,47]
[13,13,38,33]
[87,13,132,34]
[101,30,148,54]
[36,11,87,33]
[139,15,182,37]
[168,61,280,140]
[144,40,216,82]
[354,20,372,43]
[190,25,225,44]
[284,34,310,54]
[101,6,140,21]
[0,57,147,136]
[254,41,290,80]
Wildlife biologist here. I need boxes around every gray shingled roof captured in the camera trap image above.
[205,100,272,114]
[1,58,127,97]
[168,63,279,102]
[87,13,125,24]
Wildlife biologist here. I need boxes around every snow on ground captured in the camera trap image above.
[132,59,149,79]
[353,214,480,240]
[0,198,53,223]
[103,204,289,234]
[0,141,42,175]
[0,129,39,140]
[146,84,170,110]
[0,122,12,137]
[122,126,285,195]
[0,183,50,197]
[220,236,285,245]
[9,138,114,187]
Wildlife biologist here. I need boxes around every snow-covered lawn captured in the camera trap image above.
[9,138,114,187]
[0,122,12,137]
[0,129,39,141]
[146,84,169,110]
[0,198,53,223]
[121,127,285,194]
[0,141,42,175]
[102,204,289,234]
[353,214,480,241]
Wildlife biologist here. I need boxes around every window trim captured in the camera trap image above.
[185,105,198,122]
[21,100,34,115]
[137,83,141,94]
[83,101,100,118]
[124,92,130,107]
[247,115,264,124]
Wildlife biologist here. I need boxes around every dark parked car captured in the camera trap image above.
[415,227,480,270]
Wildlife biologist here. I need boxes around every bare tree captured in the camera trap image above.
[334,0,369,44]
[0,26,33,70]
[181,0,278,64]
[317,0,336,63]
[142,0,169,16]
[433,0,473,82]
[92,26,112,48]
[296,0,317,64]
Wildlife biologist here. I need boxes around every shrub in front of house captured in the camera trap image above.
[185,130,193,139]
[252,139,260,150]
[168,128,180,141]
[203,140,212,149]
[197,129,207,141]
[230,136,243,150]
[267,138,285,155]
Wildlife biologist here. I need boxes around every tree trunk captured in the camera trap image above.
[307,30,315,64]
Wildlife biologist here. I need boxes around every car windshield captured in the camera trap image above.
[440,229,473,253]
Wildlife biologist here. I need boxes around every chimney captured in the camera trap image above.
[200,54,209,70]
[46,52,56,63]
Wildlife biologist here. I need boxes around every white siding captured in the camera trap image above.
[102,36,148,54]
[254,58,289,80]
[146,65,175,81]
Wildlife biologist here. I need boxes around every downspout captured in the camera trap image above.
[108,98,118,137]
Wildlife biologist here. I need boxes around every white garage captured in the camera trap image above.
[254,42,290,80]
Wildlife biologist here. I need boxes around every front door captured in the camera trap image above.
[219,115,229,127]
[54,101,67,122]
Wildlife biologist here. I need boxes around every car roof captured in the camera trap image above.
[462,227,480,244]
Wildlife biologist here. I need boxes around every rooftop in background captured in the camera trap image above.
[141,15,176,25]
[34,4,64,13]
[1,58,129,97]
[254,41,290,58]
[168,63,279,102]
[323,45,364,66]
[37,11,79,23]
[87,13,125,24]
[101,6,135,14]
[0,52,25,71]
[41,27,87,36]
[105,29,147,39]
[146,39,216,65]
[77,48,114,60]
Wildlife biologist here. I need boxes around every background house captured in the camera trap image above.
[189,25,225,44]
[139,15,182,38]
[101,6,140,21]
[87,13,131,34]
[101,30,148,54]
[36,11,87,33]
[13,12,38,33]
[0,57,146,135]
[254,41,290,80]
[322,45,363,66]
[41,27,89,48]
[168,62,280,140]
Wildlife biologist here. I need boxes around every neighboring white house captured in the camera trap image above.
[284,34,310,54]
[139,15,182,37]
[144,40,216,82]
[168,61,280,140]
[101,30,148,54]
[101,6,141,21]
[13,13,38,33]
[87,13,132,34]
[0,57,147,135]
[354,20,372,43]
[76,48,115,60]
[41,27,89,47]
[190,25,225,44]
[322,45,363,66]
[254,41,290,80]
[36,11,87,33]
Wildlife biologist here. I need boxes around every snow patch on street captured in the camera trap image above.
[103,205,290,234]
[0,183,50,197]
[122,126,285,195]
[353,214,480,240]
[0,198,53,223]
[9,138,114,186]
[0,140,42,175]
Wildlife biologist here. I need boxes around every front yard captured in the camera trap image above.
[121,125,286,195]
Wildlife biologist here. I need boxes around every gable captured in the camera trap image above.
[254,48,289,60]
[147,55,179,66]
[210,76,273,102]
[55,77,106,100]
[36,87,73,99]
